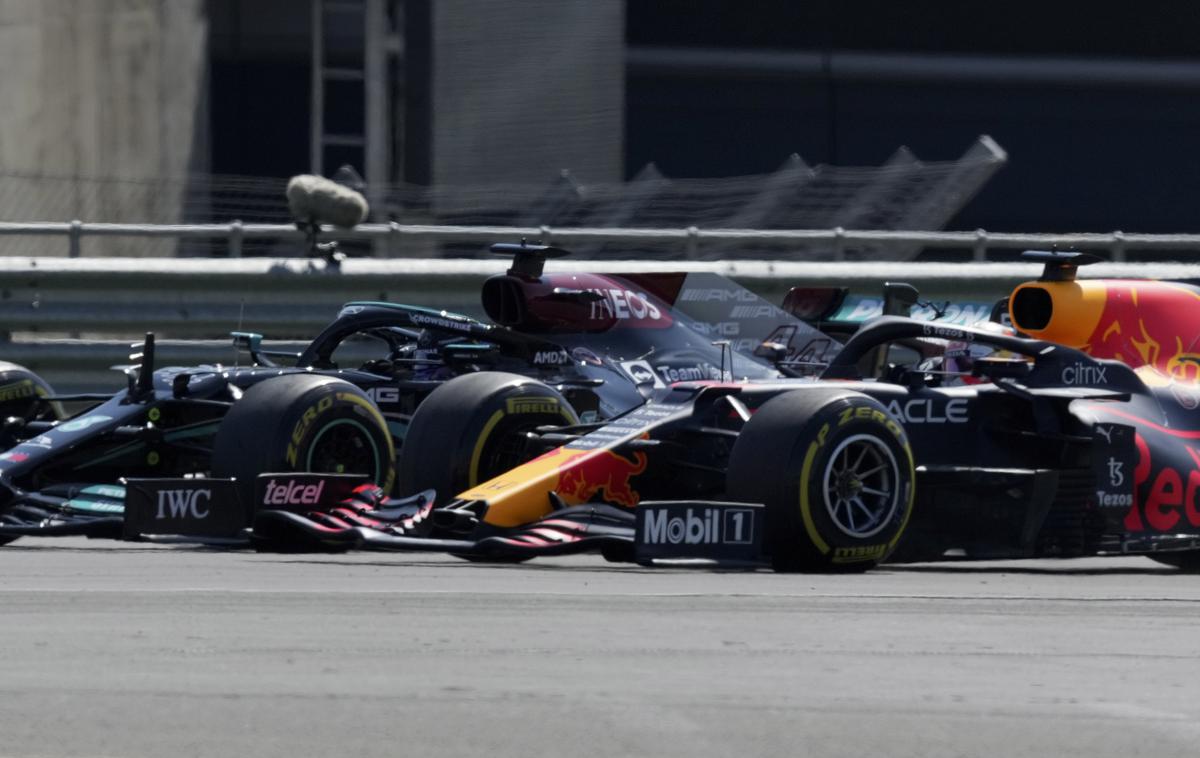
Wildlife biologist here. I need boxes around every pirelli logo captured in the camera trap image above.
[506,397,560,415]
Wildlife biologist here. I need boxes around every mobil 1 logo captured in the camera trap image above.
[635,501,764,564]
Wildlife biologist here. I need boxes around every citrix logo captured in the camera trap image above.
[1062,363,1108,386]
[156,489,212,520]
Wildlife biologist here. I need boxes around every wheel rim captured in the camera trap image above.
[476,419,543,484]
[820,433,901,539]
[306,419,382,480]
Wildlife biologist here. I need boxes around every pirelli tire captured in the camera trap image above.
[399,371,579,504]
[727,388,915,572]
[211,374,396,502]
[0,361,62,423]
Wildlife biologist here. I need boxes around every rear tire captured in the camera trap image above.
[398,371,578,504]
[726,389,915,572]
[211,374,396,506]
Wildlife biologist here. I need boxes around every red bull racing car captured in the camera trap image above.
[253,250,1200,572]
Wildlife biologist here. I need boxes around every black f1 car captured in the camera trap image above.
[256,251,1200,572]
[0,244,844,545]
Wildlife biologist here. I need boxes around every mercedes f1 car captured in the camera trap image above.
[255,251,1200,572]
[0,244,846,546]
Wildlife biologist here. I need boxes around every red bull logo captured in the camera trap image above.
[458,441,650,527]
[554,449,648,508]
[1085,282,1200,382]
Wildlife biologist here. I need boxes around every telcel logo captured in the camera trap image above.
[643,507,753,545]
[156,489,212,519]
[263,479,326,506]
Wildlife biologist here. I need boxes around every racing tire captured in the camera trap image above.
[0,361,62,424]
[398,371,578,504]
[726,388,915,572]
[211,374,396,506]
[0,363,61,548]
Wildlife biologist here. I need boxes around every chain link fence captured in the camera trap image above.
[0,136,1004,259]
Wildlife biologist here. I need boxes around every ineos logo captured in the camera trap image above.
[156,489,211,520]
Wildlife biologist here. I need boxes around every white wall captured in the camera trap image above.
[0,0,207,255]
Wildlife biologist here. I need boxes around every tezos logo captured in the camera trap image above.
[643,507,754,545]
[156,489,212,519]
[1061,363,1108,386]
[922,324,969,341]
[262,479,326,506]
[1096,490,1133,508]
[1107,456,1125,487]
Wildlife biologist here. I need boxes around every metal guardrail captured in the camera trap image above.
[2,221,1200,261]
[5,253,1200,394]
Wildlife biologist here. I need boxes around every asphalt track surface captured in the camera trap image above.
[2,539,1198,758]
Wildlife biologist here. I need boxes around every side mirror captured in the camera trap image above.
[753,341,789,364]
[882,282,920,317]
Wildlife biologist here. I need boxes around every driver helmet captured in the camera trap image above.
[943,322,1019,384]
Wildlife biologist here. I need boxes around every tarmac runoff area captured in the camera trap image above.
[1,539,1199,758]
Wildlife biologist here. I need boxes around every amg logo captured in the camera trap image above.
[885,398,968,424]
[688,321,740,337]
[365,386,400,404]
[730,305,779,319]
[643,507,753,545]
[681,288,758,303]
[1062,363,1108,386]
[156,489,212,520]
[262,479,326,506]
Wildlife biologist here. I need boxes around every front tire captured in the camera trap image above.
[0,361,62,427]
[211,374,396,504]
[726,389,915,572]
[398,371,578,503]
